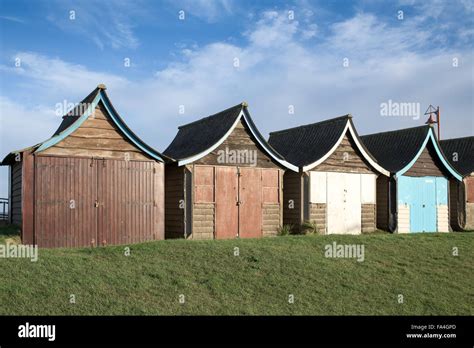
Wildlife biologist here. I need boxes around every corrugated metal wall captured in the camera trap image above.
[34,156,164,248]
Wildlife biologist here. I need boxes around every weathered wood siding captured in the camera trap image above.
[42,102,152,161]
[404,143,446,177]
[309,203,326,234]
[376,175,389,231]
[10,161,22,225]
[397,204,410,233]
[436,205,449,232]
[282,171,303,230]
[195,120,281,168]
[165,165,185,239]
[465,175,474,230]
[361,204,376,232]
[313,134,373,174]
[192,203,215,239]
[262,204,280,236]
[449,178,463,230]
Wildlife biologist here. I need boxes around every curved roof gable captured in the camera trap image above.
[361,125,462,180]
[269,116,389,175]
[163,103,298,171]
[34,85,167,162]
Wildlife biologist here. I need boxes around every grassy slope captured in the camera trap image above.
[0,226,472,315]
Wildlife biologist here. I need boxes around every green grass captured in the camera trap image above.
[0,225,472,315]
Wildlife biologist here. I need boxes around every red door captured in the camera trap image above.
[239,168,262,238]
[215,167,238,239]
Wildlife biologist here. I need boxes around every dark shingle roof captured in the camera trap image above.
[163,104,244,160]
[440,136,474,176]
[267,116,350,167]
[52,87,100,136]
[360,125,430,173]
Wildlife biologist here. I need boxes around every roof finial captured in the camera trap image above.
[241,101,248,107]
[97,83,107,90]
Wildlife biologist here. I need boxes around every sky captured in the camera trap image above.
[0,0,473,196]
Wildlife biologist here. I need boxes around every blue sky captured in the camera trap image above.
[0,0,473,196]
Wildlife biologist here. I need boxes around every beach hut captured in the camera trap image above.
[163,102,298,240]
[440,136,474,230]
[1,84,167,247]
[361,125,462,233]
[268,115,389,234]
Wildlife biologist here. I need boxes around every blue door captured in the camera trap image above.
[398,176,447,232]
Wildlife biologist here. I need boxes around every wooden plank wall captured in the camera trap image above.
[282,171,303,230]
[261,169,282,236]
[262,204,280,236]
[195,120,281,169]
[361,204,376,232]
[449,178,464,230]
[192,203,214,239]
[313,135,373,173]
[309,203,326,233]
[10,161,22,225]
[404,142,446,177]
[42,102,151,161]
[466,176,474,230]
[165,165,185,238]
[376,175,389,231]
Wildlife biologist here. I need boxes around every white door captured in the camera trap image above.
[327,172,361,234]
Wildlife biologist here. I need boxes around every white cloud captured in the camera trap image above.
[1,8,473,197]
[171,0,234,22]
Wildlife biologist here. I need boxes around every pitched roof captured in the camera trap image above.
[51,87,100,136]
[1,85,168,165]
[163,103,298,171]
[360,125,463,181]
[268,115,349,167]
[163,103,243,160]
[440,136,474,176]
[360,125,430,173]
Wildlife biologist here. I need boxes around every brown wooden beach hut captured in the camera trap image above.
[163,102,298,240]
[1,84,167,248]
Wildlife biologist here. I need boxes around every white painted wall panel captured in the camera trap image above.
[437,205,449,232]
[360,174,376,204]
[346,173,362,234]
[309,171,327,203]
[397,204,410,233]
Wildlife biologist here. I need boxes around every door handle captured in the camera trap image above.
[94,200,99,208]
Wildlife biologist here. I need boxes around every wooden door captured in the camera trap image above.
[215,167,238,239]
[327,172,361,234]
[35,156,97,248]
[97,159,161,246]
[239,168,262,238]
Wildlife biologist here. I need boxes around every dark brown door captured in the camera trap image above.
[35,156,97,248]
[239,168,262,238]
[215,167,238,239]
[97,159,162,246]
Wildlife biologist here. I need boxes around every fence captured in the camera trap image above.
[0,198,8,221]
